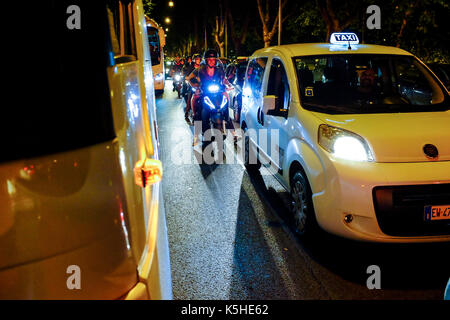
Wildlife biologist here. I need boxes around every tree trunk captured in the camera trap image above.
[214,0,226,56]
[316,0,356,41]
[256,0,287,47]
[396,0,421,48]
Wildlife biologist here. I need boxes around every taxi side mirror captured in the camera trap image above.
[262,95,277,114]
[263,95,288,118]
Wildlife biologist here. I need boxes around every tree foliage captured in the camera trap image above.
[156,0,448,63]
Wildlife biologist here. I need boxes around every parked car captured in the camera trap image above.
[226,60,249,122]
[427,63,450,91]
[0,0,172,299]
[241,33,450,242]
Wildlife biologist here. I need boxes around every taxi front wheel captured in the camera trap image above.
[290,171,318,237]
[244,135,261,172]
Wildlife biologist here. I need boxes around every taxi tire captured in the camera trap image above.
[290,171,319,238]
[244,135,261,172]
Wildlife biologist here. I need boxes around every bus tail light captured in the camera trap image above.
[134,159,163,188]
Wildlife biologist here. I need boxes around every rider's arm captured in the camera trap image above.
[187,70,200,88]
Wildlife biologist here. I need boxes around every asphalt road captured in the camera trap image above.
[156,80,450,300]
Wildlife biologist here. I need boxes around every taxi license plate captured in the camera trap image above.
[424,205,450,221]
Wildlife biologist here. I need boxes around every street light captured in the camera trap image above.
[165,17,171,24]
[168,1,174,7]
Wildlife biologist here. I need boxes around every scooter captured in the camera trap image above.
[200,81,232,159]
[173,72,183,99]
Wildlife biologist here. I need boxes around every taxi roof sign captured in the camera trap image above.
[330,33,359,45]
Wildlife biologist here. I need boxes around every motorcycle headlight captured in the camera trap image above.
[318,124,374,162]
[175,74,181,81]
[204,96,216,110]
[208,84,220,93]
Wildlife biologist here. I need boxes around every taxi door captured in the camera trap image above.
[262,57,291,176]
[243,57,269,157]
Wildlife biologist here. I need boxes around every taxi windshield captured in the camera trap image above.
[293,54,449,114]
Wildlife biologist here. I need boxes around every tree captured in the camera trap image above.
[214,0,227,57]
[316,0,360,41]
[256,0,289,47]
[227,10,251,56]
[142,0,155,17]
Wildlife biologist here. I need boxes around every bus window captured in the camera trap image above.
[147,26,161,66]
[107,0,137,61]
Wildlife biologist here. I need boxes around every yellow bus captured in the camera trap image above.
[145,16,166,95]
[0,0,171,299]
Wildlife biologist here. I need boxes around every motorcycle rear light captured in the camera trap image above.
[134,159,163,188]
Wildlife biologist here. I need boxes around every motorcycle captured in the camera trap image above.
[200,80,233,158]
[173,72,183,99]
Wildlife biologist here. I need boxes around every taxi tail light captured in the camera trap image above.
[134,159,163,188]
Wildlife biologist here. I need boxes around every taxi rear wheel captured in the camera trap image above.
[290,171,318,237]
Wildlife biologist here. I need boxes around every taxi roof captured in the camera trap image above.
[251,43,414,58]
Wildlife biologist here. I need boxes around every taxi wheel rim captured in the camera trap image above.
[292,180,308,233]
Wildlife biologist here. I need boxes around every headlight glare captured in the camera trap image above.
[220,95,228,109]
[204,96,216,110]
[208,84,220,93]
[318,124,374,162]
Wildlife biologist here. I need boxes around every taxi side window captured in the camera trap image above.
[267,58,290,113]
[107,0,137,63]
[394,59,434,105]
[246,58,268,97]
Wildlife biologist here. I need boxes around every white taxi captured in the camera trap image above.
[240,33,450,242]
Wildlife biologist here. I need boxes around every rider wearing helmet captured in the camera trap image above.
[170,55,184,92]
[183,54,202,124]
[187,49,228,145]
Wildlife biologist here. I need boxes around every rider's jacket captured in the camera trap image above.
[170,62,183,76]
[190,65,225,92]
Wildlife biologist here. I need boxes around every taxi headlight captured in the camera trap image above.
[318,124,374,162]
[155,73,163,81]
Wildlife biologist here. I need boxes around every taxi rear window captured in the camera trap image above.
[293,54,449,114]
[2,1,116,163]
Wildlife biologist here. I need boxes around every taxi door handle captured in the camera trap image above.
[257,108,264,126]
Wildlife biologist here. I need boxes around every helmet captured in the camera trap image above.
[203,49,219,59]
